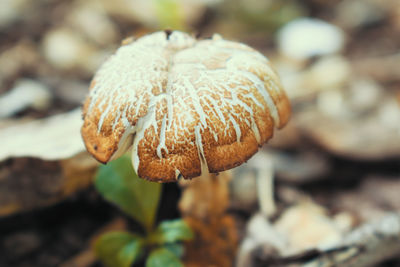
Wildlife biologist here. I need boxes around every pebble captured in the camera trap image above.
[305,55,351,90]
[317,89,345,117]
[277,55,351,100]
[0,0,29,28]
[42,27,101,73]
[66,3,119,46]
[277,18,346,61]
[348,78,383,112]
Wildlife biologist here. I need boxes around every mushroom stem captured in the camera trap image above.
[249,152,276,217]
[178,170,238,266]
[178,170,230,219]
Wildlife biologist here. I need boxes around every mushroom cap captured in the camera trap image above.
[81,31,290,182]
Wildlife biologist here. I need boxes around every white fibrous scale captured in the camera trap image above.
[81,31,290,182]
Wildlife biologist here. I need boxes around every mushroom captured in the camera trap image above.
[81,30,290,182]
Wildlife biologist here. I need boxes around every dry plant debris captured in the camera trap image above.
[0,109,97,217]
[0,0,399,266]
[0,109,85,161]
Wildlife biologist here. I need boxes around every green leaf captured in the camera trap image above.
[146,248,184,267]
[95,155,162,231]
[150,219,194,245]
[94,232,143,267]
[163,243,184,258]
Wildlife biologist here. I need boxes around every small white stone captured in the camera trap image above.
[348,78,382,112]
[42,28,101,73]
[42,28,87,69]
[306,55,351,90]
[277,18,346,61]
[276,55,351,100]
[317,89,344,117]
[66,4,119,46]
[0,0,29,28]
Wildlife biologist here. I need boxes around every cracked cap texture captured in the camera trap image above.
[81,31,290,182]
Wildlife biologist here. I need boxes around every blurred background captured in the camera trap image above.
[0,0,399,266]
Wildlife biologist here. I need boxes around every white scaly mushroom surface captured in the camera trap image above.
[81,31,290,182]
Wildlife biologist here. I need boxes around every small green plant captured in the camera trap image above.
[94,155,193,267]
